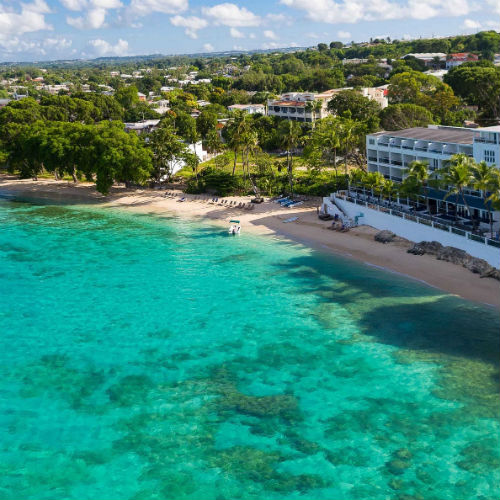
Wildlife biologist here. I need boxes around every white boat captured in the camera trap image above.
[228,220,241,235]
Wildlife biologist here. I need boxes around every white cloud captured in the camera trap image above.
[67,8,107,29]
[485,0,500,15]
[0,0,52,41]
[128,0,187,16]
[306,32,319,39]
[60,0,122,11]
[202,3,261,27]
[43,37,73,48]
[92,0,122,8]
[203,43,214,52]
[88,38,128,56]
[230,27,245,38]
[249,33,256,39]
[337,30,351,38]
[65,0,123,29]
[262,41,282,49]
[462,18,481,29]
[60,0,88,10]
[170,15,208,38]
[280,0,474,24]
[0,37,44,55]
[233,44,245,50]
[263,30,278,40]
[265,13,293,26]
[266,13,287,22]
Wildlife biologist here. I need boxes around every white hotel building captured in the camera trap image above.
[366,125,500,221]
[267,87,388,123]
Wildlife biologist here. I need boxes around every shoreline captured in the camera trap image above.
[1,176,499,309]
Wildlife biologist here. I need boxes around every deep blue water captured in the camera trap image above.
[0,197,499,500]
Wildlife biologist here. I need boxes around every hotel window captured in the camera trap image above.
[369,138,375,145]
[484,150,496,163]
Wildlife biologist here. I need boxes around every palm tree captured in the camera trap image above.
[278,120,301,195]
[405,160,430,210]
[438,153,475,221]
[339,117,357,175]
[486,169,500,238]
[305,100,323,128]
[316,116,341,175]
[382,179,397,203]
[472,160,497,237]
[240,128,259,183]
[365,171,385,200]
[227,111,246,176]
[348,167,366,196]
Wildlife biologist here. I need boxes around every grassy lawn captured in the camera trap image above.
[176,152,307,179]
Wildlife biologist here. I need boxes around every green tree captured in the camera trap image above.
[472,161,497,236]
[148,125,190,182]
[114,85,140,110]
[328,90,380,131]
[438,154,476,220]
[205,129,224,154]
[278,120,301,195]
[404,160,432,210]
[444,64,500,123]
[380,103,433,130]
[196,109,218,139]
[93,121,152,194]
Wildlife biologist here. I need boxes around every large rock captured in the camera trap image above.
[436,246,468,265]
[463,256,491,275]
[407,241,500,281]
[480,267,500,280]
[407,241,443,255]
[375,230,396,243]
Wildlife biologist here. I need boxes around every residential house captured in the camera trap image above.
[403,53,446,67]
[124,119,161,134]
[445,53,479,69]
[151,99,170,115]
[227,103,265,114]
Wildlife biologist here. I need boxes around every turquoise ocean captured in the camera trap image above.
[0,196,499,500]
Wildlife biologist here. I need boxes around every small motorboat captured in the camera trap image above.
[228,219,241,235]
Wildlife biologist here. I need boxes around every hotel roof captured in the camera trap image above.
[270,100,307,107]
[373,127,475,144]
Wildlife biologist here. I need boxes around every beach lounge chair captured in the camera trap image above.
[276,197,289,203]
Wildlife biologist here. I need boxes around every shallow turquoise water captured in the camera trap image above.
[0,197,499,500]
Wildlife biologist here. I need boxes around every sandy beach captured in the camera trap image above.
[1,175,499,309]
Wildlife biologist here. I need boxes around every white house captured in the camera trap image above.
[228,103,265,114]
[267,87,388,122]
[124,119,161,134]
[151,99,170,114]
[266,91,333,123]
[445,53,479,69]
[163,141,208,178]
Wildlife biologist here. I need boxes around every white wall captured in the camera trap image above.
[329,195,500,268]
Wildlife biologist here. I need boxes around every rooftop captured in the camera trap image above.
[227,103,264,109]
[478,125,500,132]
[373,127,475,144]
[270,100,307,107]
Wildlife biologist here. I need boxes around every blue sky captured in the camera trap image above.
[0,0,498,62]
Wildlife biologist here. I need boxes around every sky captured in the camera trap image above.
[0,0,499,62]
